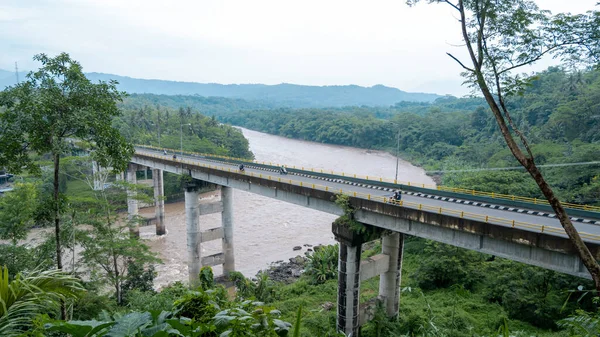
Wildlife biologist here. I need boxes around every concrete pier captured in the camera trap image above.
[221,186,235,275]
[333,222,364,337]
[153,169,166,235]
[126,164,139,237]
[379,233,404,317]
[185,182,201,288]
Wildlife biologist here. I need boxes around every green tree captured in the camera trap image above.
[0,182,38,245]
[0,53,134,279]
[73,164,159,306]
[406,0,600,292]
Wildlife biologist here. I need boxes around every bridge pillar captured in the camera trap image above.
[126,164,139,237]
[221,186,235,275]
[185,181,201,288]
[333,222,365,337]
[379,232,404,317]
[153,169,166,235]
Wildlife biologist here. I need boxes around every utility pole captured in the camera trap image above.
[15,62,19,84]
[395,131,400,183]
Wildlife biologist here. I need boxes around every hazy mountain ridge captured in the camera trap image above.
[85,72,441,107]
[0,69,442,107]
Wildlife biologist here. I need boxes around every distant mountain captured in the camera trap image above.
[0,69,442,107]
[0,69,26,89]
[85,73,441,108]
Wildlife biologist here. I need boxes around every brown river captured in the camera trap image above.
[141,128,435,287]
[21,128,435,288]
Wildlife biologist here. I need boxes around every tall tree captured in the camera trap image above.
[406,0,600,290]
[67,156,159,305]
[0,53,134,275]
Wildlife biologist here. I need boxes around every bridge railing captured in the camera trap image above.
[134,145,600,215]
[135,150,600,243]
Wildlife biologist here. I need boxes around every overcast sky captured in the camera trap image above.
[1,0,598,96]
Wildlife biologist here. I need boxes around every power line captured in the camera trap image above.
[426,161,600,174]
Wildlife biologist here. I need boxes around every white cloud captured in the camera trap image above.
[1,0,597,97]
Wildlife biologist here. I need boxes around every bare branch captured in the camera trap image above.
[443,0,460,11]
[498,41,584,76]
[446,53,475,72]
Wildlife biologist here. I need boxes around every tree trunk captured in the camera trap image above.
[53,153,62,270]
[53,153,67,319]
[528,164,600,292]
[114,254,121,305]
[454,0,600,292]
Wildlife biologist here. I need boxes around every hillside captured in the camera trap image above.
[0,69,441,107]
[85,72,441,107]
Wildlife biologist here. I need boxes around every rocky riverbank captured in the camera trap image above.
[258,244,326,283]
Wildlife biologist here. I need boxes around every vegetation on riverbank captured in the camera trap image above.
[201,68,600,206]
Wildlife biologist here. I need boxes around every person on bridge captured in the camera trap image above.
[280,166,287,175]
[239,164,245,172]
[393,190,402,202]
[163,150,167,155]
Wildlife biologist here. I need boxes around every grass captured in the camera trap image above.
[65,179,96,199]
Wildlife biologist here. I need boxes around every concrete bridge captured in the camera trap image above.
[125,147,600,336]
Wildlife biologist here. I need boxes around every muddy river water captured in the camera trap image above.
[141,128,435,287]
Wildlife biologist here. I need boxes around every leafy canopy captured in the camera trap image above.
[0,52,134,174]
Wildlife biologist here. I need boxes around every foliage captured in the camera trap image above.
[125,282,188,313]
[0,182,39,245]
[173,290,221,325]
[0,53,134,273]
[305,245,339,284]
[122,261,156,302]
[411,242,484,291]
[199,266,215,291]
[76,180,160,305]
[0,266,83,336]
[482,259,594,329]
[186,66,600,207]
[214,300,292,337]
[114,102,254,160]
[0,243,54,277]
[229,271,276,303]
[558,303,600,337]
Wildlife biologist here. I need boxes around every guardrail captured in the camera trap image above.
[135,145,600,215]
[134,150,600,243]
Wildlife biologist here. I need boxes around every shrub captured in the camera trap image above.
[411,241,483,290]
[305,244,338,284]
[174,290,220,324]
[125,282,188,313]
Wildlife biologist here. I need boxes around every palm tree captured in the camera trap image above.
[0,266,83,336]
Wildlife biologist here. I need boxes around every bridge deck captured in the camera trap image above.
[134,148,600,243]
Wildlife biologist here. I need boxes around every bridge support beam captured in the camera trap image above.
[185,182,201,288]
[221,186,235,275]
[153,169,166,235]
[126,164,139,237]
[333,222,365,337]
[379,232,404,317]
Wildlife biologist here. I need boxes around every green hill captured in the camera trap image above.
[84,72,441,108]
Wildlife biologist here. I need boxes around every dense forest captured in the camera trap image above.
[198,67,600,206]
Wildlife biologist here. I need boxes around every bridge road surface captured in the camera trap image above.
[135,148,600,243]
